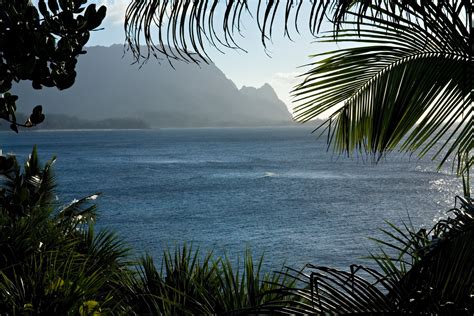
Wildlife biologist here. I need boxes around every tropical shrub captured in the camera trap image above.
[120,246,295,315]
[0,148,130,314]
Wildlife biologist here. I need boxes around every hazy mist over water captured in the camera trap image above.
[1,127,461,271]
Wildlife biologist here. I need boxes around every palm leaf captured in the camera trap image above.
[368,196,474,313]
[292,3,471,176]
[0,250,114,314]
[261,264,398,314]
[56,193,101,231]
[124,0,335,62]
[124,1,470,61]
[0,146,57,219]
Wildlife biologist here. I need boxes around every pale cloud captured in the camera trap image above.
[270,72,301,112]
[271,72,301,86]
[99,0,129,25]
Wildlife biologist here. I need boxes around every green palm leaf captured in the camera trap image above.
[56,193,101,231]
[293,4,471,174]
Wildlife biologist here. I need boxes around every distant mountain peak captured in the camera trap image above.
[240,85,256,91]
[240,83,285,106]
[260,82,273,90]
[258,83,279,99]
[240,82,276,94]
[14,45,292,128]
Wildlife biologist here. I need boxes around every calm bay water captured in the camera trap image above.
[1,127,461,270]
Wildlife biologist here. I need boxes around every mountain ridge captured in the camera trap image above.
[12,45,294,128]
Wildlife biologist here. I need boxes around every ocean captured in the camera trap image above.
[0,127,461,271]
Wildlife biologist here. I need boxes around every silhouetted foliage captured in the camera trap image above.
[0,0,106,132]
[0,148,130,314]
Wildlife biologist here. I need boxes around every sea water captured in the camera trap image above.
[0,127,461,271]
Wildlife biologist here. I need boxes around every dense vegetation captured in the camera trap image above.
[0,0,472,314]
[0,0,106,131]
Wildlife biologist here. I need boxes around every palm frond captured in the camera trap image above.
[120,246,296,314]
[292,3,471,175]
[56,193,101,231]
[369,196,474,313]
[77,226,131,276]
[124,1,470,60]
[123,245,218,314]
[213,250,295,313]
[261,264,397,314]
[0,146,58,219]
[0,250,114,314]
[125,0,336,63]
[0,148,133,313]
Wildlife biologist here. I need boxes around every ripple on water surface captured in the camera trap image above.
[0,127,462,271]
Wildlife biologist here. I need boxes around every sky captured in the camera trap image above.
[87,0,342,113]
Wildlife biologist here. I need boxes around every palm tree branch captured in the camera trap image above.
[294,43,469,163]
[124,1,470,61]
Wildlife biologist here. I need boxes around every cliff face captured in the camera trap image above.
[13,45,293,127]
